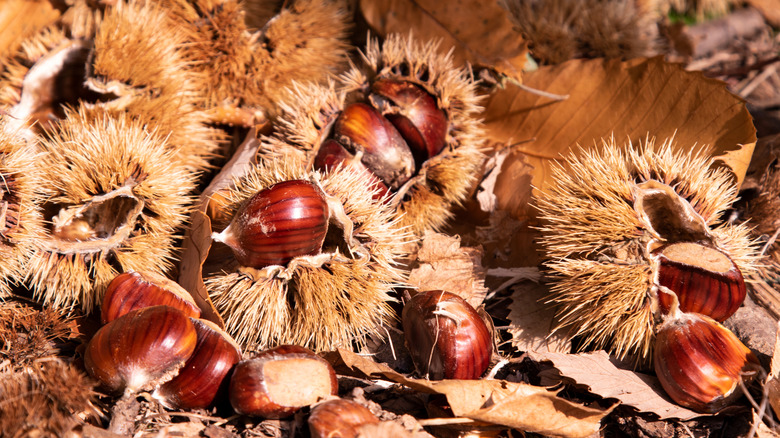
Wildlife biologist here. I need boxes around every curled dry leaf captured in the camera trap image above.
[528,351,702,420]
[326,348,610,438]
[507,281,571,354]
[483,56,756,219]
[406,231,488,308]
[359,0,528,82]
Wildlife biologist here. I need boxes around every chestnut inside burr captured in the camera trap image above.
[44,189,143,249]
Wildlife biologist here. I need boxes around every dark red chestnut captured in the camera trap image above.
[332,102,415,190]
[654,311,761,412]
[653,242,746,322]
[84,305,198,393]
[371,78,448,163]
[101,270,201,324]
[308,399,379,438]
[212,180,329,269]
[154,319,242,410]
[402,290,491,380]
[313,138,391,200]
[229,345,338,418]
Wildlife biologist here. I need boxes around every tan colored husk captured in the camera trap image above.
[206,156,409,352]
[26,107,196,313]
[535,136,758,360]
[161,0,349,120]
[0,121,45,298]
[87,0,220,172]
[268,34,487,236]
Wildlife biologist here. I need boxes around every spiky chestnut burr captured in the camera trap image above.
[535,137,758,360]
[262,33,486,235]
[206,157,409,352]
[161,0,350,122]
[654,308,761,412]
[84,305,198,394]
[0,122,45,298]
[402,290,492,380]
[229,345,337,418]
[26,108,196,313]
[101,271,202,324]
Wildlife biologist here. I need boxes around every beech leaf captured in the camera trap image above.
[529,351,703,420]
[326,349,610,438]
[507,281,571,354]
[483,56,757,219]
[359,0,528,81]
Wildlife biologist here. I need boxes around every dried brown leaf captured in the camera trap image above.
[407,231,487,307]
[507,281,571,354]
[359,0,528,81]
[768,321,780,419]
[529,350,702,420]
[0,0,59,62]
[326,349,610,438]
[483,57,756,218]
[177,131,261,327]
[745,0,780,27]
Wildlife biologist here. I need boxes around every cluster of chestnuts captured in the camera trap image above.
[85,270,383,429]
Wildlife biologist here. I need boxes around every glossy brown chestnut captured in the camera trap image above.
[654,311,762,413]
[402,290,492,380]
[308,399,379,438]
[332,102,415,190]
[212,180,329,269]
[654,242,746,321]
[313,139,390,200]
[84,305,198,393]
[371,78,448,163]
[101,270,201,324]
[229,345,338,418]
[154,319,242,410]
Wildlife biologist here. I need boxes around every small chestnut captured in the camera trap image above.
[229,345,338,418]
[212,180,329,269]
[308,399,379,438]
[653,242,746,322]
[101,270,201,324]
[84,305,198,393]
[332,102,415,190]
[654,311,762,412]
[153,319,242,410]
[313,138,390,200]
[370,78,448,163]
[402,290,492,380]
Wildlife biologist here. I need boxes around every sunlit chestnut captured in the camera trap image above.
[402,290,492,380]
[371,78,448,164]
[653,242,746,321]
[332,102,415,190]
[229,345,338,418]
[654,311,762,412]
[101,270,201,324]
[308,398,379,438]
[212,180,329,269]
[153,319,242,410]
[312,138,391,200]
[84,305,198,394]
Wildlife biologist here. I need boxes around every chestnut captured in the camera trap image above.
[402,290,492,380]
[153,319,242,410]
[84,305,198,393]
[229,345,338,418]
[308,399,379,438]
[653,242,746,322]
[212,180,329,269]
[101,270,201,324]
[312,138,391,200]
[654,311,762,412]
[370,78,448,163]
[332,102,415,190]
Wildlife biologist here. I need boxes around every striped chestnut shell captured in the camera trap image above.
[654,242,746,322]
[402,290,492,380]
[212,180,329,269]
